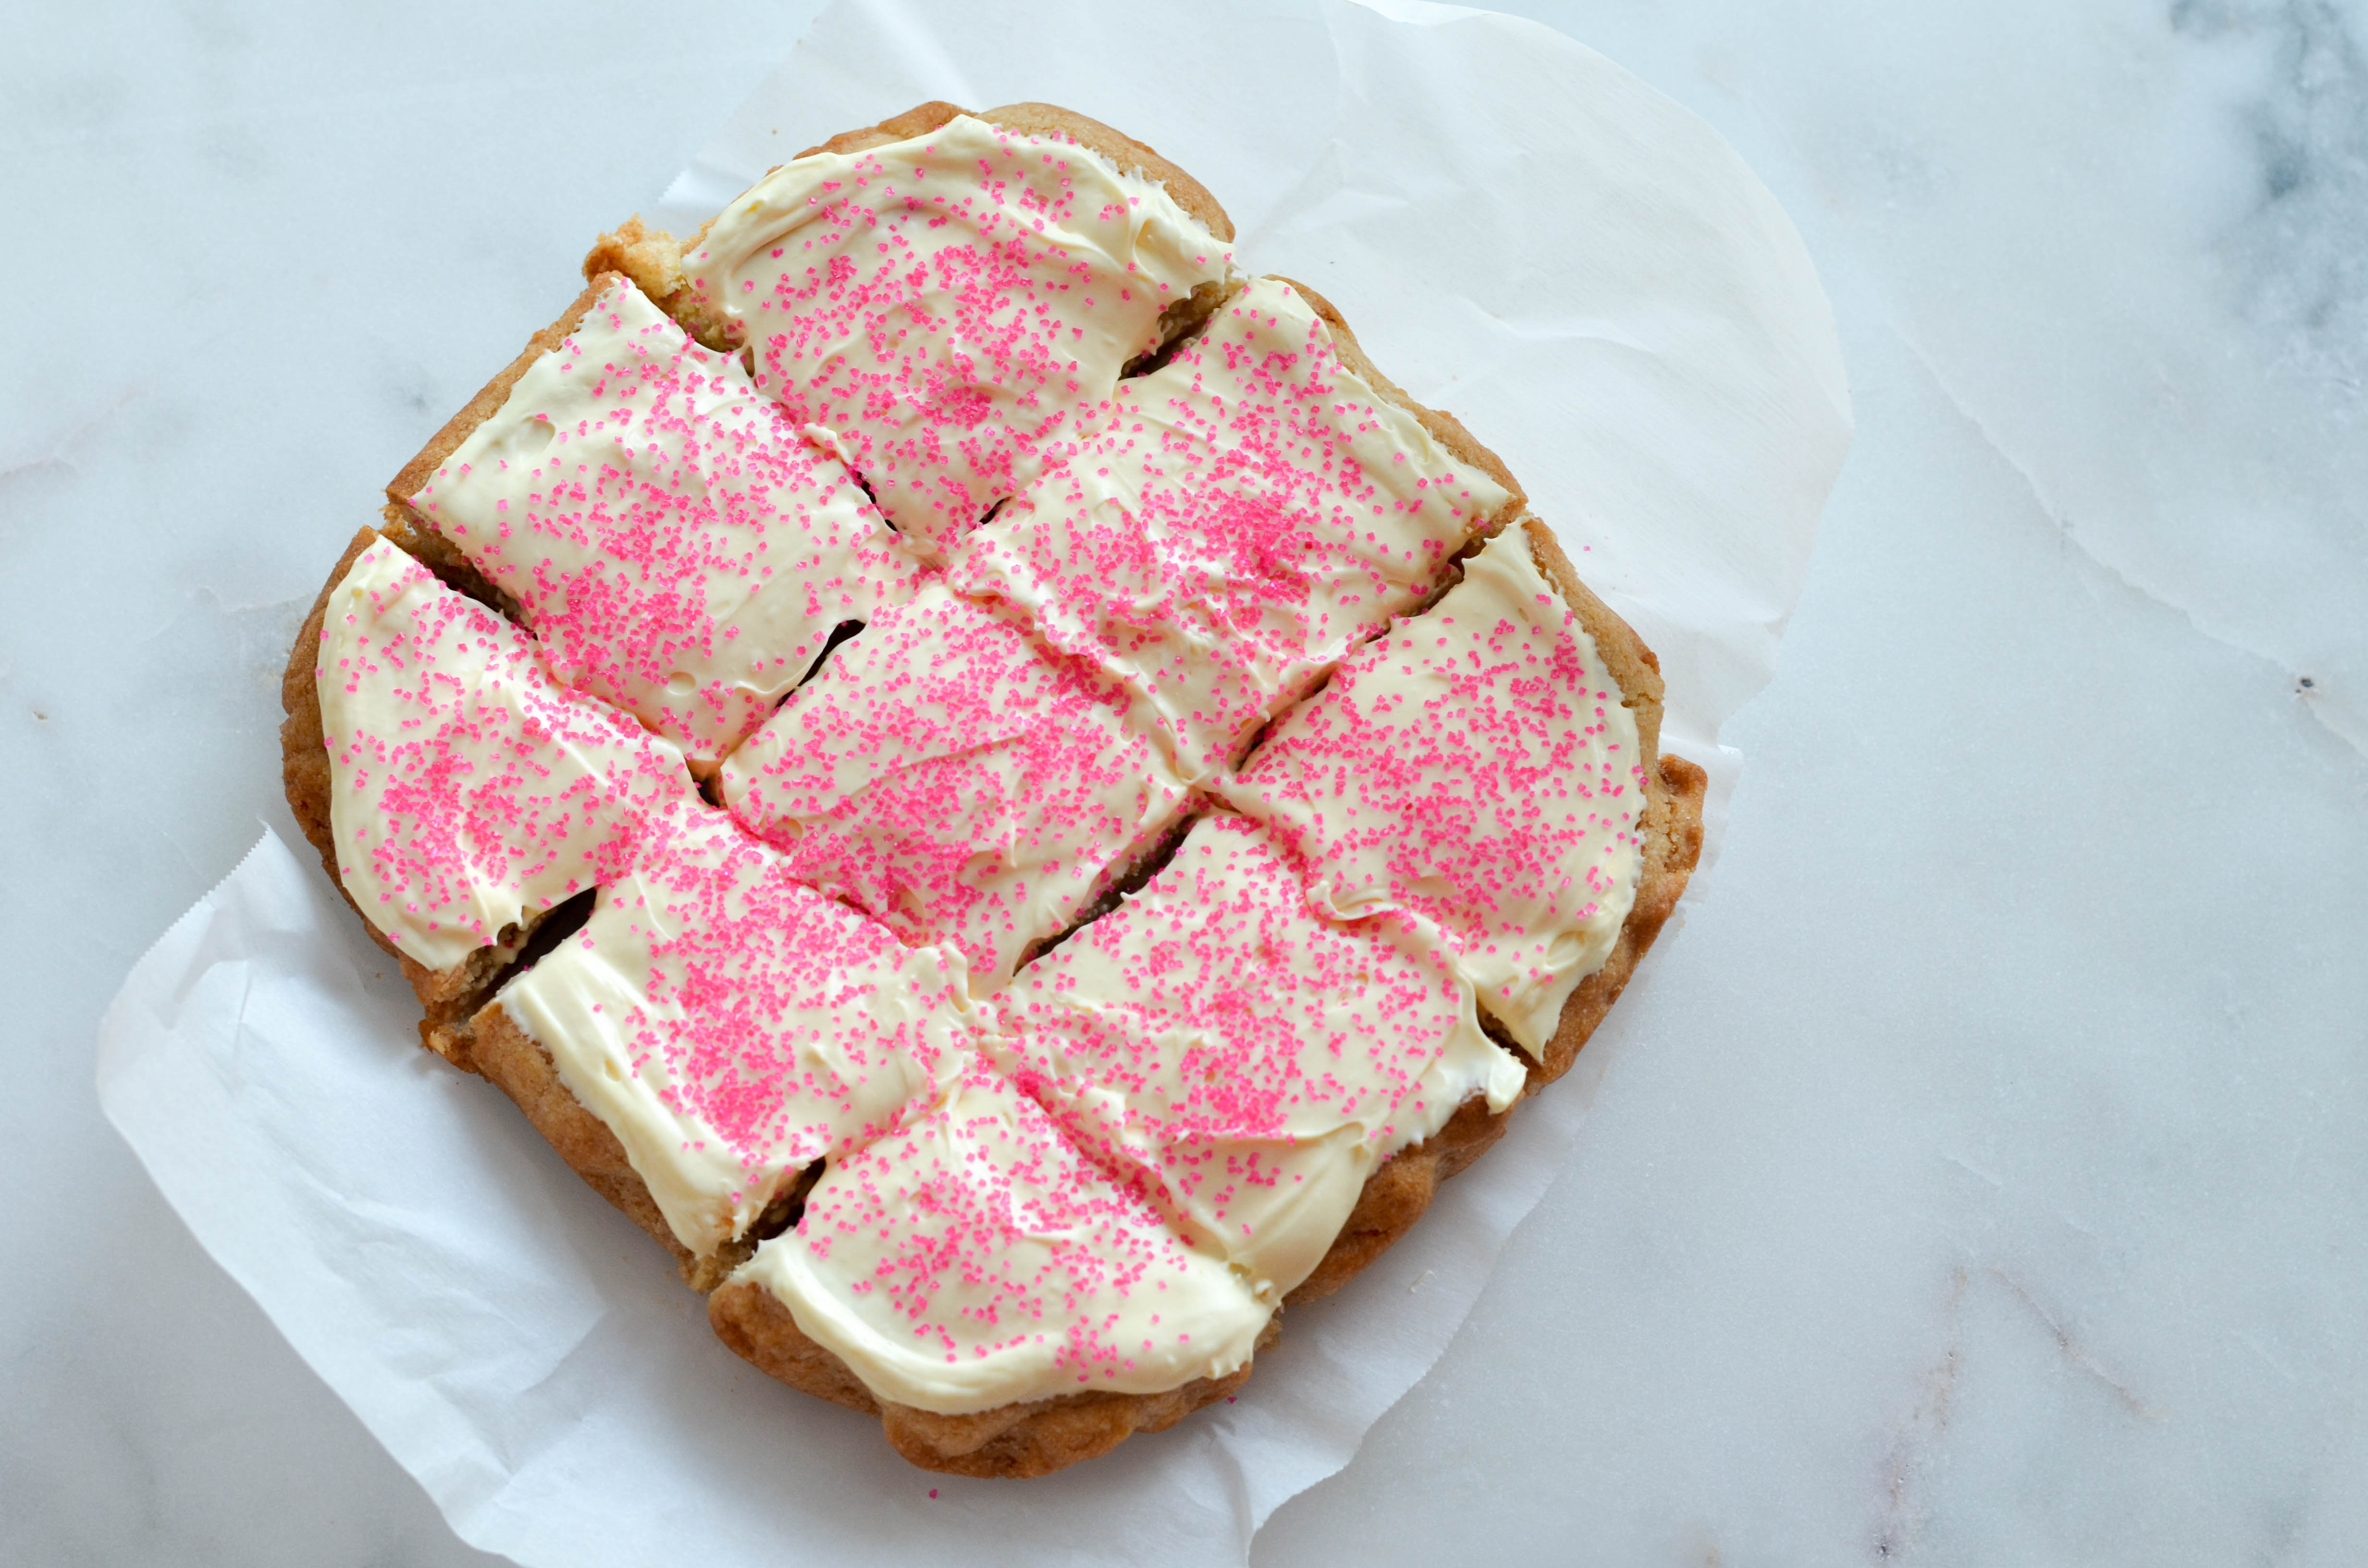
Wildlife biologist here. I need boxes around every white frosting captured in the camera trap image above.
[716,581,1191,988]
[408,277,924,768]
[333,139,1641,1421]
[316,538,693,972]
[986,813,1524,1300]
[948,275,1512,780]
[681,113,1235,557]
[496,802,974,1257]
[1224,526,1647,1050]
[740,1067,1269,1416]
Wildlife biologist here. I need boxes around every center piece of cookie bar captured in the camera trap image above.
[314,532,695,992]
[671,112,1235,559]
[725,1064,1270,1418]
[947,275,1521,781]
[475,801,974,1270]
[395,273,925,770]
[716,582,1190,989]
[984,812,1524,1301]
[1221,522,1651,1053]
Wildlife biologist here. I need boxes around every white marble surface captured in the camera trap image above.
[5,0,2364,1563]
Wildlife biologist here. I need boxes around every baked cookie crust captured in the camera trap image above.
[282,100,1708,1480]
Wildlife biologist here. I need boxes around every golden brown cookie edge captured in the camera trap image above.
[467,1002,730,1289]
[980,101,1236,244]
[1270,274,1528,528]
[707,1276,1274,1479]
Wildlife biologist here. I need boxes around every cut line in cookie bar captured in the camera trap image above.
[587,105,1239,562]
[718,580,1194,990]
[984,810,1525,1302]
[391,272,925,771]
[478,799,975,1282]
[947,275,1525,781]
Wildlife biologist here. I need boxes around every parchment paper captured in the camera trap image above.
[96,2,1849,1562]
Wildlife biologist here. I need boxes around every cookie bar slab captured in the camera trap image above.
[271,96,1723,1483]
[986,811,1523,1301]
[717,582,1193,989]
[600,110,1237,559]
[394,273,924,770]
[948,275,1523,780]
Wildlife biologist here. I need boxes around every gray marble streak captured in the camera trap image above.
[1549,0,2368,756]
[2180,0,2368,393]
[6,0,2366,1564]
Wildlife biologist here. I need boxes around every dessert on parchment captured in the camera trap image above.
[281,99,1705,1478]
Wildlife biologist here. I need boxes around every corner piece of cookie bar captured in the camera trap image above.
[585,104,1240,560]
[715,1065,1271,1471]
[280,525,697,1060]
[388,273,925,771]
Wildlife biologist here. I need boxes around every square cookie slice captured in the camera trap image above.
[986,812,1524,1301]
[949,276,1522,779]
[473,801,974,1284]
[661,110,1237,559]
[393,273,923,769]
[717,581,1192,989]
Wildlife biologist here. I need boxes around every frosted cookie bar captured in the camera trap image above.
[281,98,1709,1482]
[717,582,1192,988]
[390,273,924,770]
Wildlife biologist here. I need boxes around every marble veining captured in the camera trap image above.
[2177,0,2368,395]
